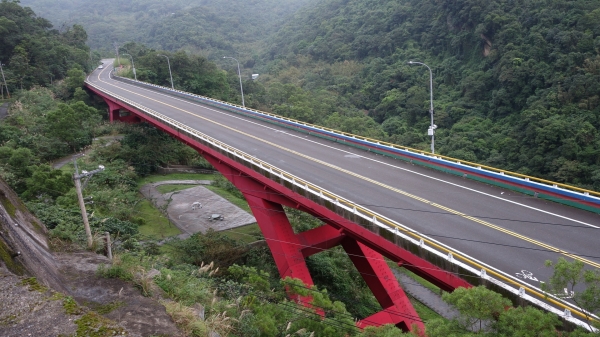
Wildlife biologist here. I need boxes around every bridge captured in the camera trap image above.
[85,60,600,331]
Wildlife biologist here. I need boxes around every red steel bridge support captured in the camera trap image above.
[91,88,473,332]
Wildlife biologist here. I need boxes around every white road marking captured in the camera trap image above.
[515,270,539,282]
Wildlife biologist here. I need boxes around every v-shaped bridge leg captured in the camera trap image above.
[243,194,316,305]
[342,238,425,332]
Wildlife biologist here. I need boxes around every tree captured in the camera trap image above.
[495,306,562,337]
[45,101,100,152]
[64,67,86,97]
[9,45,29,89]
[439,286,511,333]
[543,258,600,331]
[22,164,72,201]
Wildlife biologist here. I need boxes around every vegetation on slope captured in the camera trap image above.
[0,0,99,91]
[19,0,318,57]
[253,0,600,189]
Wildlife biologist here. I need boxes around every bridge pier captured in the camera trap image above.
[343,240,422,330]
[243,195,316,297]
[105,99,141,123]
[201,152,425,331]
[243,193,424,331]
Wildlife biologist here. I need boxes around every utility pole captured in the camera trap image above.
[73,157,104,249]
[0,63,9,99]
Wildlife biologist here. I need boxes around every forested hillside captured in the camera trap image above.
[19,0,317,58]
[252,0,600,189]
[0,0,96,91]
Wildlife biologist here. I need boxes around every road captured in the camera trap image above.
[88,61,600,298]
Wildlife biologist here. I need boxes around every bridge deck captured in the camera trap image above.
[87,61,600,323]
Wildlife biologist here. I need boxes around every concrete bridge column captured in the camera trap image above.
[103,99,141,123]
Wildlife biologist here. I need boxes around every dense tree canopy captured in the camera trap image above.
[0,0,97,91]
[20,0,318,58]
[253,0,600,189]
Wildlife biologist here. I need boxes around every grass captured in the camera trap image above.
[19,277,48,292]
[63,296,83,315]
[222,223,262,243]
[135,199,181,239]
[74,312,125,336]
[137,173,215,187]
[94,300,125,314]
[155,184,198,194]
[410,296,445,322]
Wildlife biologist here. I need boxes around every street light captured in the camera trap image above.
[408,61,436,154]
[157,54,174,90]
[121,53,137,81]
[223,56,245,108]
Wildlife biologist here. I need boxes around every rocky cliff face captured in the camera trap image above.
[0,178,67,293]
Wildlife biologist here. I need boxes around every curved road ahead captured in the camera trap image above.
[88,61,600,302]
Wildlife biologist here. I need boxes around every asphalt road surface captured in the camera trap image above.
[88,60,600,302]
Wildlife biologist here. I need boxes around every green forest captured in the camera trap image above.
[0,0,99,90]
[19,0,317,58]
[253,0,600,189]
[2,0,600,335]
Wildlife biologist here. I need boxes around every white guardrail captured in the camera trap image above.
[86,79,598,331]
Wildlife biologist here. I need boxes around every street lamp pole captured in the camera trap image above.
[408,61,435,154]
[122,53,137,81]
[157,54,174,90]
[114,42,120,65]
[0,63,9,99]
[223,56,245,108]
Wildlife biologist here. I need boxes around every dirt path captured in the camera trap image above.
[51,135,123,169]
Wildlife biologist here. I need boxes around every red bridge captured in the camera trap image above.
[85,61,600,331]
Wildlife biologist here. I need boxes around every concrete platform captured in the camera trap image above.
[140,181,256,238]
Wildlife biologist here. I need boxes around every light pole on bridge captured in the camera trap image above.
[122,53,137,81]
[408,61,436,154]
[223,56,245,108]
[157,54,174,90]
